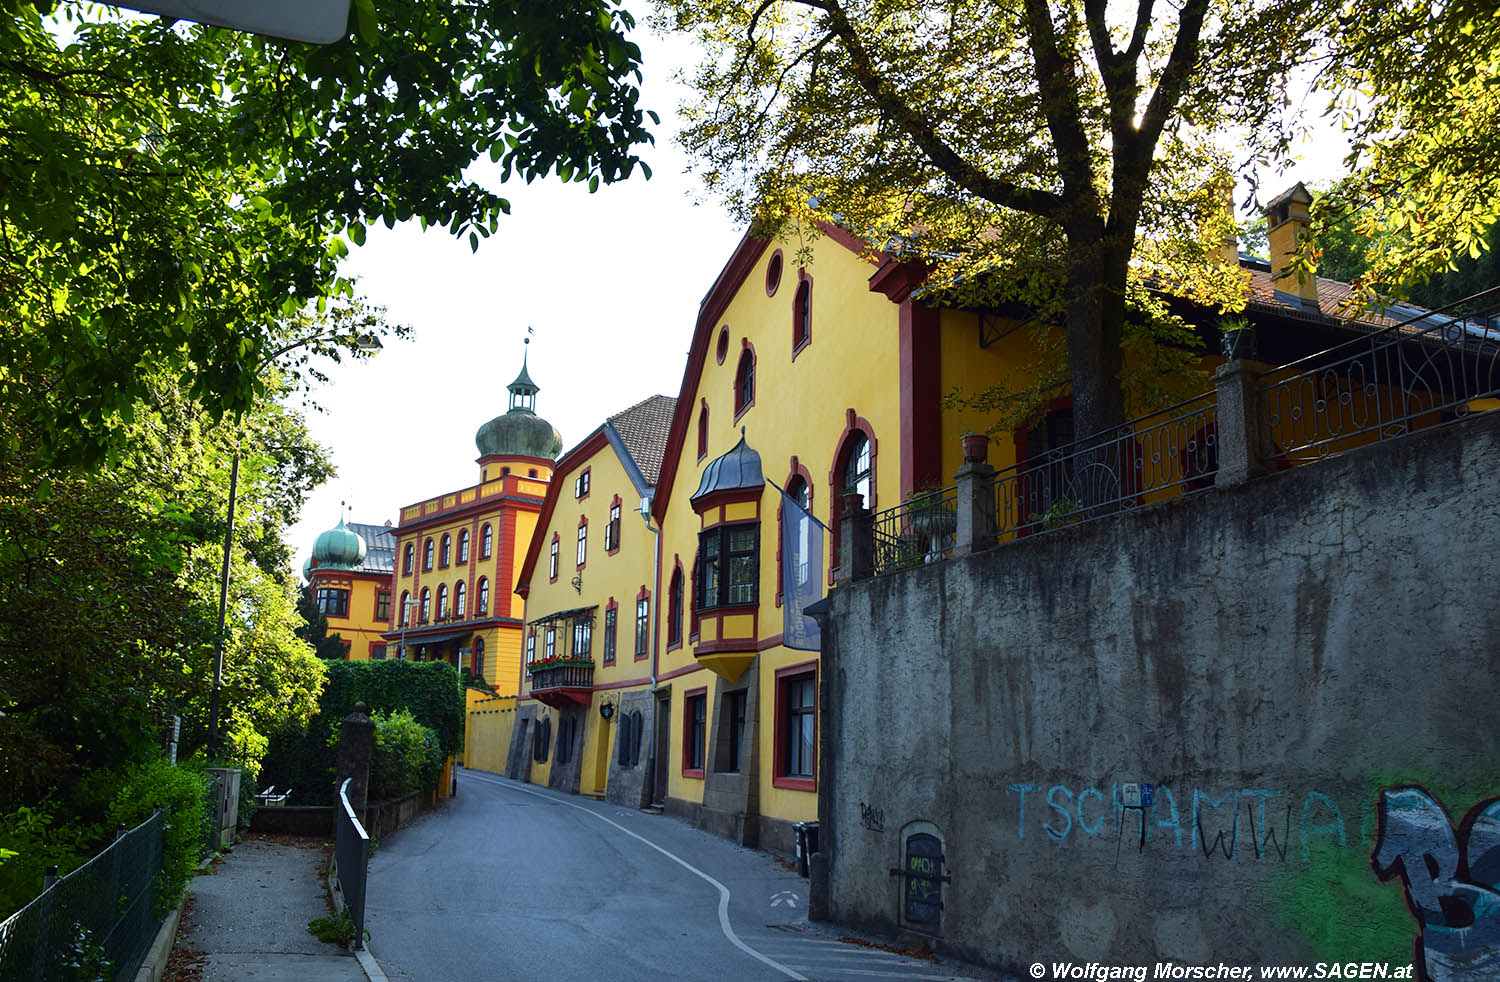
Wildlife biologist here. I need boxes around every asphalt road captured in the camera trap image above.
[364,767,1002,982]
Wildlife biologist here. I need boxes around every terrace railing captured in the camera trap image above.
[1258,289,1500,463]
[993,392,1219,541]
[872,486,959,575]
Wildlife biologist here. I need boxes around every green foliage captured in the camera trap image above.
[0,0,653,468]
[0,802,91,918]
[660,0,1294,437]
[106,759,212,918]
[296,589,352,661]
[261,661,464,805]
[308,907,366,948]
[369,710,443,799]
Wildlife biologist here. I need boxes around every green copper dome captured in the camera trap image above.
[301,556,313,581]
[474,343,563,460]
[311,517,367,571]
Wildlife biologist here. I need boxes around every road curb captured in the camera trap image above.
[131,890,186,982]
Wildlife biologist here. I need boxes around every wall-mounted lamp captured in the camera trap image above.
[599,701,616,721]
[570,573,583,595]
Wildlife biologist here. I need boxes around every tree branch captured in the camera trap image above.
[1021,0,1096,207]
[806,0,1064,218]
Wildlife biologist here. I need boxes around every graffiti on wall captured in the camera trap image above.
[1372,786,1500,980]
[1004,781,1354,863]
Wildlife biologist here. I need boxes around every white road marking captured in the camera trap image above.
[467,771,808,982]
[771,890,799,908]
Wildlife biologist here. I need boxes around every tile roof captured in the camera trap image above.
[607,394,677,485]
[1246,269,1406,331]
[347,521,397,575]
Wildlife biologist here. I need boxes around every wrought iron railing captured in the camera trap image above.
[333,778,369,952]
[528,661,594,693]
[0,811,165,980]
[1258,289,1500,462]
[872,486,959,575]
[993,392,1219,540]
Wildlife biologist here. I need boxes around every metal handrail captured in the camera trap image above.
[334,779,369,951]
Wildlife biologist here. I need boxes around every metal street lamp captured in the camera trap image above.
[206,330,382,756]
[399,596,418,660]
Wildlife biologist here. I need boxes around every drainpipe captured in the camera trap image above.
[638,495,661,804]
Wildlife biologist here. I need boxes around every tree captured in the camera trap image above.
[660,0,1317,438]
[296,589,350,661]
[0,0,655,467]
[1298,0,1500,304]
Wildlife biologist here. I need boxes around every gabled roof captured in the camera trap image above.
[515,394,677,597]
[607,394,676,485]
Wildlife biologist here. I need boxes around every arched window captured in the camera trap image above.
[480,523,493,559]
[420,587,431,622]
[667,565,684,647]
[399,590,410,626]
[778,473,812,605]
[454,580,467,617]
[402,544,414,575]
[829,418,877,580]
[843,433,872,506]
[440,533,452,567]
[697,400,709,460]
[792,275,812,352]
[423,538,434,571]
[734,345,755,417]
[457,529,470,563]
[473,637,485,681]
[477,577,490,615]
[436,584,448,618]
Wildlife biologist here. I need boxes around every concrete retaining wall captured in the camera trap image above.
[822,410,1500,975]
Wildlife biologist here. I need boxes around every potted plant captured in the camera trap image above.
[961,428,990,464]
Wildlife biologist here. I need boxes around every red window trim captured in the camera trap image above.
[576,466,592,501]
[765,247,784,297]
[681,686,708,779]
[791,270,813,361]
[773,660,818,792]
[603,597,618,665]
[665,558,684,652]
[733,339,757,423]
[549,532,560,583]
[715,324,729,365]
[697,399,710,463]
[439,533,451,568]
[827,410,878,585]
[606,495,623,555]
[775,456,815,608]
[576,516,588,571]
[634,585,651,662]
[479,523,494,560]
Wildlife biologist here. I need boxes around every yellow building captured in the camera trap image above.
[509,394,675,802]
[305,518,396,660]
[486,185,1452,856]
[382,348,561,693]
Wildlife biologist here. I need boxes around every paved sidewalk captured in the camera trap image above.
[171,833,381,981]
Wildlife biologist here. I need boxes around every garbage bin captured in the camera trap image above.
[794,821,820,877]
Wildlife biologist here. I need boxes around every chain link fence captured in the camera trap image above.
[0,811,164,982]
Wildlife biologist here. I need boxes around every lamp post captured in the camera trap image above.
[206,331,383,756]
[638,496,661,804]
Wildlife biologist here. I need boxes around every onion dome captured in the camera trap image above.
[475,342,563,460]
[311,517,367,572]
[301,556,313,581]
[691,429,764,505]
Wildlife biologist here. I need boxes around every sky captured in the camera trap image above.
[285,23,1352,574]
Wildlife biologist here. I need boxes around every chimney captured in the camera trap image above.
[1263,182,1317,307]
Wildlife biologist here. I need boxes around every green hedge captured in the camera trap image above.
[368,710,443,800]
[107,759,211,918]
[261,660,463,805]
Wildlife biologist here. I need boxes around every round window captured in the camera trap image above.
[716,326,730,364]
[765,249,783,297]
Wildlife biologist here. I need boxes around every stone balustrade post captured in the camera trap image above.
[336,702,375,824]
[838,491,875,584]
[1214,359,1268,488]
[954,461,997,557]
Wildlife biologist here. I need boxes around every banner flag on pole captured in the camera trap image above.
[776,480,825,652]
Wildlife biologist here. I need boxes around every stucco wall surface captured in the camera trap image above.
[823,409,1500,975]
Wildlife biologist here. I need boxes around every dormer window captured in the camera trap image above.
[697,524,759,610]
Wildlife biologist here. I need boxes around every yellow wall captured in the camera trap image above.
[656,233,902,818]
[520,434,659,791]
[464,694,517,774]
[315,572,390,660]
